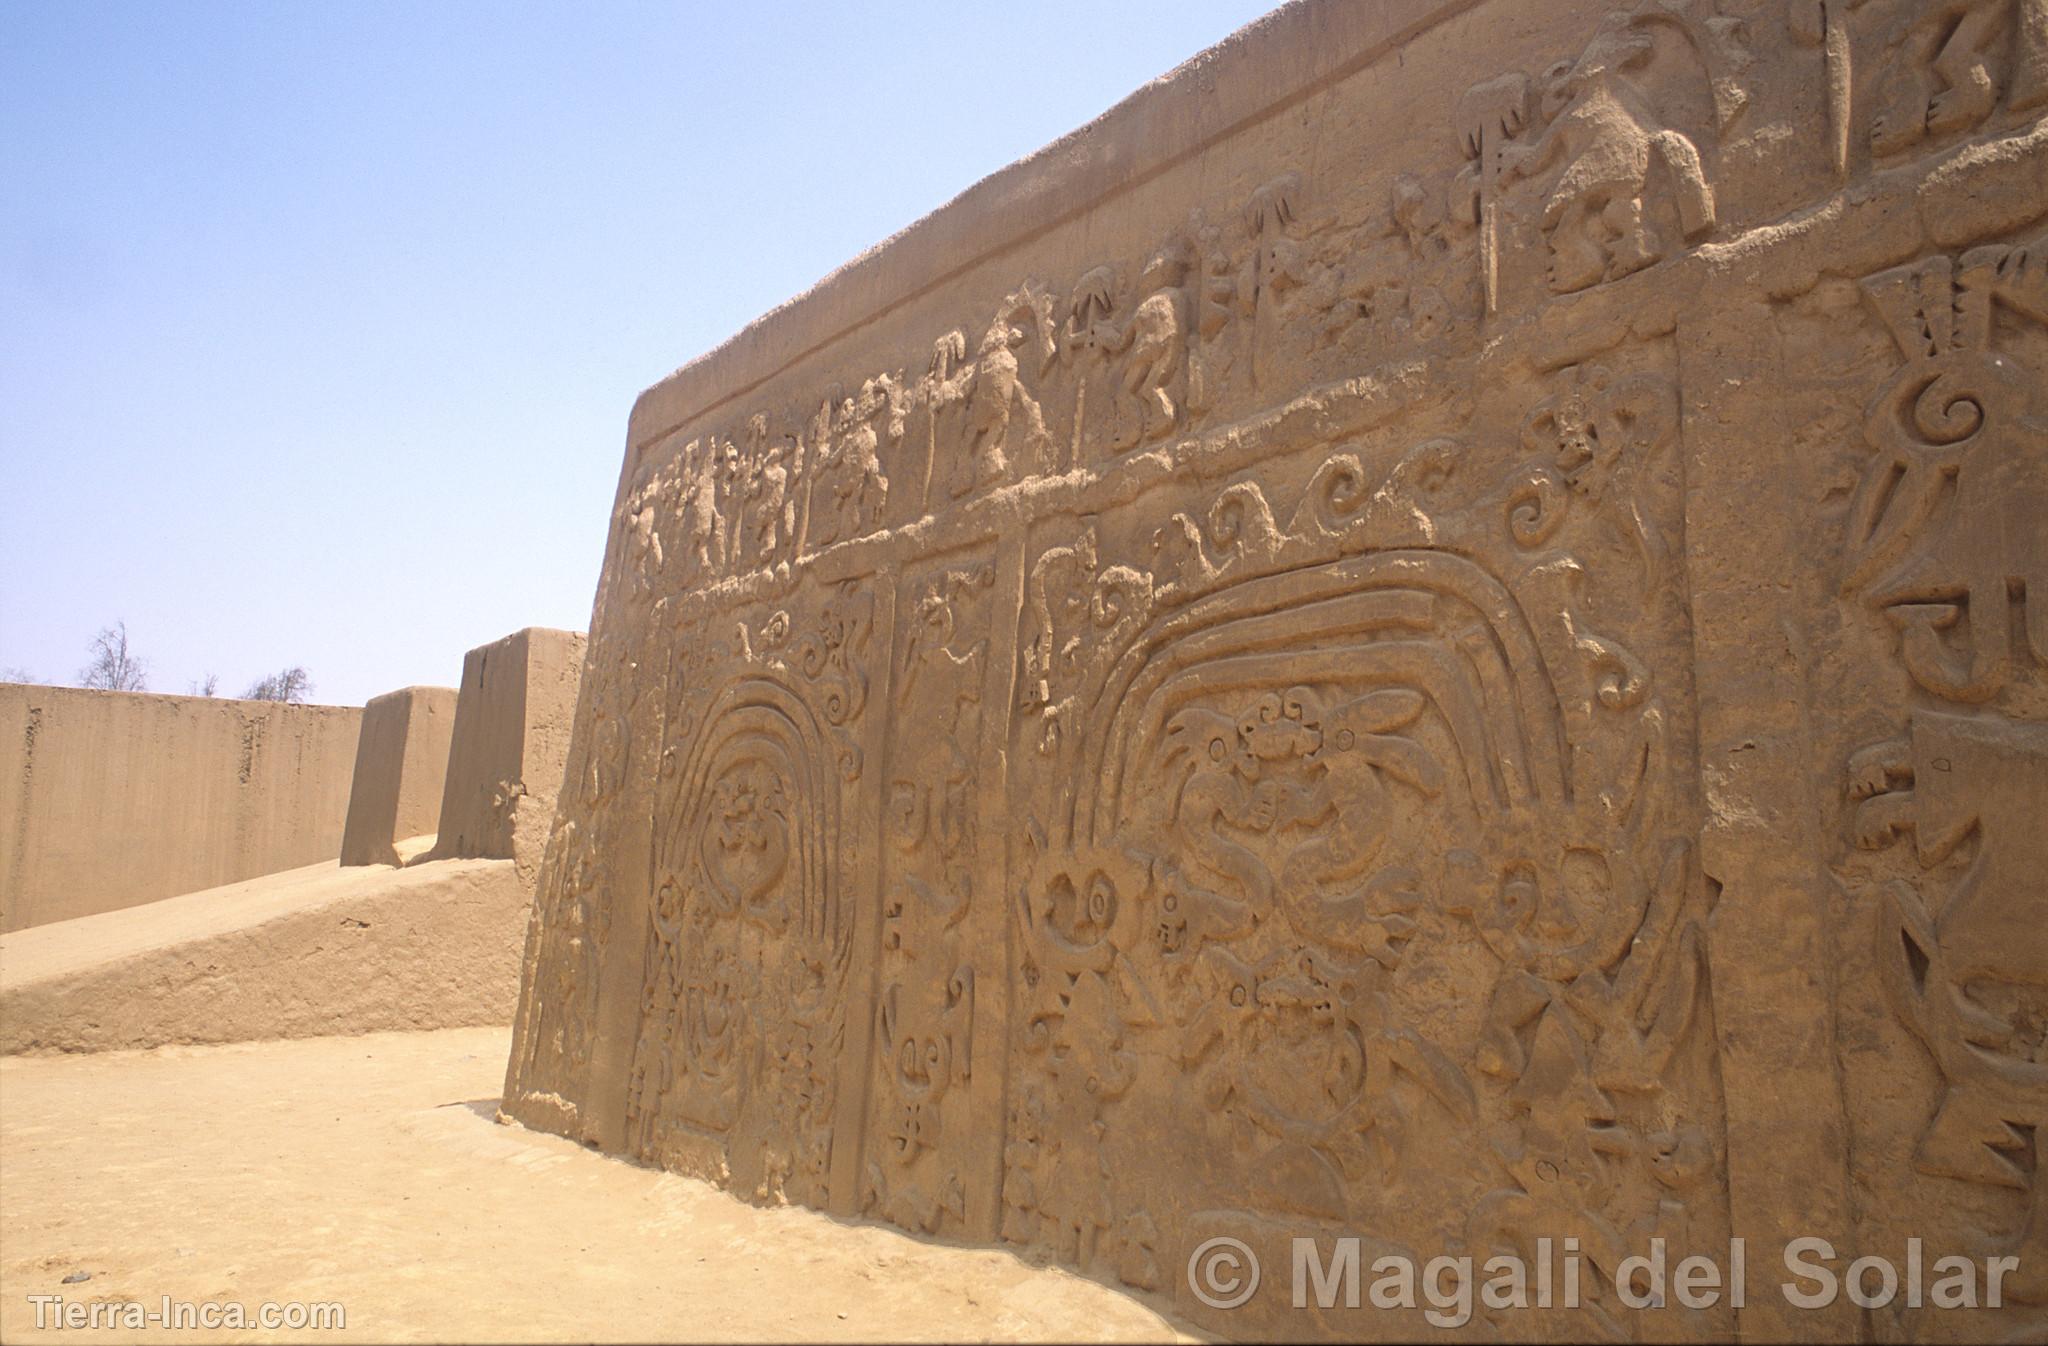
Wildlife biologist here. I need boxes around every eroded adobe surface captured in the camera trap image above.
[504,0,2048,1337]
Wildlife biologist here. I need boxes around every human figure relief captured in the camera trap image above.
[1062,265,1120,470]
[680,439,728,577]
[951,291,1055,499]
[619,470,666,602]
[745,431,793,564]
[1185,209,1242,418]
[1238,174,1308,387]
[843,375,901,534]
[1086,236,1194,452]
[715,437,750,571]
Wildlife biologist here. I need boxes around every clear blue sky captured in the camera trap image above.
[1,0,1276,706]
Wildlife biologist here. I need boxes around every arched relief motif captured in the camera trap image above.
[1001,360,1719,1333]
[625,671,853,1209]
[1079,552,1574,849]
[671,687,838,939]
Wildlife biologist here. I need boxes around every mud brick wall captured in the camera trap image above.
[340,685,457,867]
[503,0,2048,1338]
[0,685,362,931]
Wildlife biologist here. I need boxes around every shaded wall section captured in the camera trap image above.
[432,628,585,868]
[340,685,458,867]
[0,684,363,931]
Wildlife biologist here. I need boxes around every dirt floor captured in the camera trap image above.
[0,1027,1195,1343]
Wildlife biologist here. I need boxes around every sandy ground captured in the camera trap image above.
[0,1027,1196,1344]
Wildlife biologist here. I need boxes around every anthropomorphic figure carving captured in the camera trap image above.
[842,375,900,533]
[711,437,747,569]
[1238,174,1308,386]
[619,470,666,600]
[746,443,790,561]
[952,297,1055,498]
[1000,1088,1049,1245]
[1160,692,1328,917]
[681,439,728,577]
[1496,9,1718,293]
[1087,237,1193,450]
[732,413,793,563]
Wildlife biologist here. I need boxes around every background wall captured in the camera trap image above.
[0,683,362,931]
[432,628,584,865]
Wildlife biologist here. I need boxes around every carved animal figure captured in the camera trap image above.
[899,566,990,712]
[1498,10,1717,293]
[1022,527,1098,711]
[1851,713,2048,1004]
[1853,713,2048,1302]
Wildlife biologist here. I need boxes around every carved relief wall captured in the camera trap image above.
[1814,238,2045,1344]
[503,0,2048,1339]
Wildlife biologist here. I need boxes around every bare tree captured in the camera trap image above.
[2,666,42,684]
[242,666,312,702]
[189,673,220,697]
[79,622,148,691]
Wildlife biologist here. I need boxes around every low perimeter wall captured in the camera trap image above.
[0,684,363,931]
[0,856,529,1054]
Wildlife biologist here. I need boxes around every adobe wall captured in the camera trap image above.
[0,856,529,1054]
[340,685,458,867]
[0,684,363,931]
[431,628,586,871]
[503,0,2048,1339]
